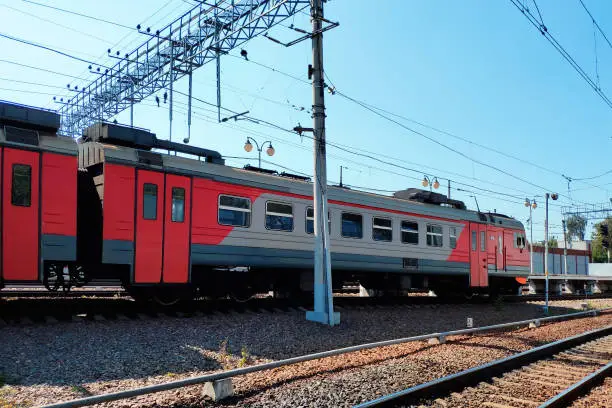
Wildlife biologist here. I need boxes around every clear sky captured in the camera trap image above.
[1,0,611,243]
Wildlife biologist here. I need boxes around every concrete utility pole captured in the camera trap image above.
[562,219,568,275]
[544,194,550,314]
[306,0,339,326]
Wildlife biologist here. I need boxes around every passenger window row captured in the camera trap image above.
[217,194,458,248]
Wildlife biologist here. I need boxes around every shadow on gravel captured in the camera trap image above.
[0,301,589,387]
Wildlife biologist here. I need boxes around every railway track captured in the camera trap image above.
[356,325,612,407]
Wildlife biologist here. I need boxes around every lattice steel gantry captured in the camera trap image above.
[58,0,310,137]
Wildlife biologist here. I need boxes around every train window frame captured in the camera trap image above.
[426,224,443,247]
[305,207,331,234]
[401,220,419,245]
[11,163,32,207]
[480,230,486,251]
[372,216,393,242]
[143,183,158,220]
[171,187,185,223]
[449,226,457,249]
[472,231,477,251]
[265,201,294,232]
[341,212,363,239]
[218,194,251,228]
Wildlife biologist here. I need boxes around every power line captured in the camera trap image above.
[577,0,612,51]
[333,89,574,199]
[234,54,605,195]
[21,0,135,30]
[0,87,58,97]
[1,4,115,45]
[572,169,612,181]
[0,58,87,80]
[509,0,612,109]
[0,32,111,68]
[0,77,69,90]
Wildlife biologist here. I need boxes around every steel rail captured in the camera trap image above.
[354,324,612,407]
[538,361,612,408]
[39,308,607,408]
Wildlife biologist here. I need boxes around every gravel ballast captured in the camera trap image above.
[0,298,611,407]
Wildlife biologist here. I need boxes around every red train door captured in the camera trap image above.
[2,148,39,281]
[162,174,191,283]
[469,223,488,287]
[134,170,164,283]
[479,225,489,286]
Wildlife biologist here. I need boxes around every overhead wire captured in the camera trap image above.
[509,0,612,109]
[20,0,136,30]
[1,3,115,45]
[0,32,112,68]
[233,53,607,198]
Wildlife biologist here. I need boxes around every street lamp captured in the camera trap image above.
[543,192,559,315]
[243,136,274,168]
[422,175,440,191]
[524,198,537,277]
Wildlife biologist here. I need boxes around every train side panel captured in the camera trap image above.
[41,152,77,262]
[2,147,39,281]
[102,163,135,270]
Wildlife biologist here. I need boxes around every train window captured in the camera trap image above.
[218,195,251,227]
[513,232,518,248]
[341,212,363,238]
[265,201,293,231]
[449,227,457,249]
[480,231,486,251]
[498,235,503,254]
[401,221,419,245]
[171,187,185,223]
[372,217,392,242]
[426,224,443,247]
[11,164,31,207]
[305,207,331,234]
[471,231,477,251]
[143,183,158,220]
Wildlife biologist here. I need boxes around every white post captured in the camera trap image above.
[529,204,533,275]
[544,193,550,314]
[306,0,339,326]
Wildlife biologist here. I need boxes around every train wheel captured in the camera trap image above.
[43,263,62,292]
[152,287,194,307]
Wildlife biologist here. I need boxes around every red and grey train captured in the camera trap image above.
[0,100,530,302]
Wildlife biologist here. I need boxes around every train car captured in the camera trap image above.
[0,101,79,290]
[76,122,530,303]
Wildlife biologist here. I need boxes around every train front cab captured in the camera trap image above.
[0,102,77,288]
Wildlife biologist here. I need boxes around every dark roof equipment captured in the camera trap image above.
[393,188,467,210]
[0,100,60,132]
[82,122,224,164]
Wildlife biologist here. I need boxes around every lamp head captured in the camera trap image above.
[422,176,429,188]
[433,178,440,189]
[524,199,530,207]
[266,144,275,157]
[551,193,559,201]
[532,200,537,209]
[244,139,253,153]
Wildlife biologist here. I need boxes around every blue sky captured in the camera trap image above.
[1,0,611,242]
